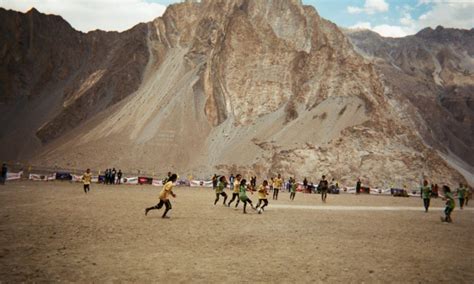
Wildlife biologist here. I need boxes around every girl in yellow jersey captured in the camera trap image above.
[145,174,177,218]
[273,174,283,200]
[256,180,269,212]
[214,176,228,205]
[82,169,92,194]
[227,174,241,208]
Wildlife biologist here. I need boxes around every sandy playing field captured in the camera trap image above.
[0,181,472,283]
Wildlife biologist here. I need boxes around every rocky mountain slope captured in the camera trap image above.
[346,27,474,184]
[0,7,149,158]
[0,0,470,186]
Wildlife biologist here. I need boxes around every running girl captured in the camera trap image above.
[319,175,328,202]
[145,173,177,218]
[256,180,269,211]
[273,174,283,200]
[82,169,92,194]
[228,174,241,207]
[214,175,228,205]
[441,185,455,223]
[420,180,431,212]
[239,179,256,214]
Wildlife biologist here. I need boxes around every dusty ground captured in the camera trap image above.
[0,181,473,283]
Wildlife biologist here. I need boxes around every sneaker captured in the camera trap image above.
[145,209,149,216]
[162,216,170,219]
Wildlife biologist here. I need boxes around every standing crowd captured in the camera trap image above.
[102,168,123,185]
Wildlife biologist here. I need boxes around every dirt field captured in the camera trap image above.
[0,181,473,283]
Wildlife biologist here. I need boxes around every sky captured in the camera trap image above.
[0,0,473,37]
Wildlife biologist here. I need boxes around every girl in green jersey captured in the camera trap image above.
[441,185,455,223]
[214,176,228,205]
[420,180,431,212]
[289,177,297,201]
[239,179,256,214]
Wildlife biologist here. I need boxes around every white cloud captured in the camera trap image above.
[347,0,389,15]
[350,22,372,30]
[349,0,473,38]
[347,6,364,14]
[417,0,474,30]
[417,0,473,6]
[350,22,416,37]
[0,0,167,32]
[400,12,415,26]
[372,24,412,37]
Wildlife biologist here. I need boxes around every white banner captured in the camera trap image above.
[370,188,392,195]
[7,171,23,181]
[29,173,56,181]
[190,180,213,187]
[152,180,163,187]
[72,174,100,183]
[345,187,356,194]
[72,174,82,182]
[123,177,138,185]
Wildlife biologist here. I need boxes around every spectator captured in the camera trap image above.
[212,174,218,190]
[163,172,172,184]
[1,163,7,185]
[356,179,361,194]
[105,169,111,185]
[111,168,117,184]
[117,170,123,184]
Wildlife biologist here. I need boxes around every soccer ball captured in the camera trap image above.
[257,208,263,214]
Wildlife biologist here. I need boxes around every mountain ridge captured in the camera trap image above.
[0,2,471,186]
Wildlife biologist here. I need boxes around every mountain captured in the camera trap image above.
[0,1,470,186]
[0,7,149,158]
[346,27,474,184]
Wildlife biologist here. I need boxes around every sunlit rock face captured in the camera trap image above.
[347,27,474,184]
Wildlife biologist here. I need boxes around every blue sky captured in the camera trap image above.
[146,0,473,37]
[1,0,473,37]
[303,0,431,28]
[144,0,432,28]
